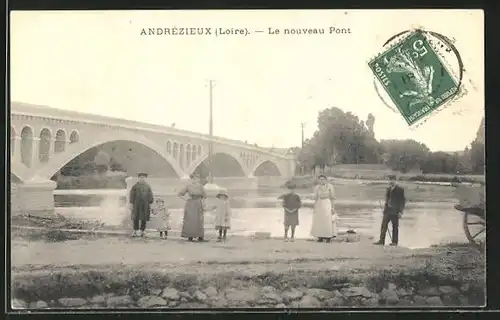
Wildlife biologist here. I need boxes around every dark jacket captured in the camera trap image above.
[384,185,406,215]
[278,192,302,211]
[130,181,154,221]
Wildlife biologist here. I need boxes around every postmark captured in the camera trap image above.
[369,29,466,127]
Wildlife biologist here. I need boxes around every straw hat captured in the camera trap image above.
[216,188,229,198]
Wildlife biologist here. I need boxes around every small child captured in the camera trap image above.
[213,189,232,242]
[151,198,171,239]
[278,183,302,242]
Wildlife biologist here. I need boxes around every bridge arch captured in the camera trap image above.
[11,173,23,184]
[191,145,197,161]
[69,130,79,144]
[186,145,192,168]
[179,144,185,169]
[38,128,52,163]
[250,159,284,177]
[55,129,67,153]
[172,142,178,159]
[185,149,250,177]
[10,126,17,156]
[34,132,186,180]
[20,125,34,167]
[11,161,31,182]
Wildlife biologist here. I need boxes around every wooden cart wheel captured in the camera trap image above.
[463,211,486,249]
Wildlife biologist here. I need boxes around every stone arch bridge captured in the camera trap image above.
[10,102,296,214]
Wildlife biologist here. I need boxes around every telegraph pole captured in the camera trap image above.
[300,122,306,175]
[300,122,305,148]
[209,80,214,139]
[207,80,214,183]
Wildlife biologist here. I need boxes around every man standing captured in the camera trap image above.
[129,172,154,237]
[374,175,406,246]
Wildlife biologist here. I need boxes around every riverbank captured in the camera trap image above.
[285,174,484,190]
[11,230,485,309]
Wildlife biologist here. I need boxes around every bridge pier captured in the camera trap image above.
[11,179,57,216]
[12,136,21,161]
[30,137,41,168]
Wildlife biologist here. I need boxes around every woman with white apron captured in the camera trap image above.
[310,175,338,242]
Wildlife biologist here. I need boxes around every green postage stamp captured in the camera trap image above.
[369,30,461,126]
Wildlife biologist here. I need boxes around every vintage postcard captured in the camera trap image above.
[9,9,485,311]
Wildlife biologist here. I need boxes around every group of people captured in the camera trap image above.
[128,172,231,242]
[278,174,338,242]
[128,172,406,246]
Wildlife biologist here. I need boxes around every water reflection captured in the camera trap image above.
[56,199,466,249]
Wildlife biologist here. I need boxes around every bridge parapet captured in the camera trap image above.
[11,101,290,159]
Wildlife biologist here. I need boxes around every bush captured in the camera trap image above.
[282,175,317,189]
[405,174,483,184]
[283,173,484,188]
[55,174,127,190]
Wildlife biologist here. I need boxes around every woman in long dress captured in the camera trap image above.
[310,175,337,242]
[178,173,206,242]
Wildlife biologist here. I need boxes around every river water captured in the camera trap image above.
[53,189,468,249]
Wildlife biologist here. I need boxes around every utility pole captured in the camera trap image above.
[209,80,214,139]
[300,122,306,175]
[207,79,214,183]
[300,122,305,148]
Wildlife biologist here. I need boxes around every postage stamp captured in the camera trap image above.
[369,30,462,126]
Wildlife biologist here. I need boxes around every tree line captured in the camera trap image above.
[59,149,125,177]
[294,107,485,175]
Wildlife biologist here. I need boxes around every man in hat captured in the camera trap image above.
[129,172,154,237]
[374,175,406,246]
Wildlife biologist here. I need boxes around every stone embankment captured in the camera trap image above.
[12,279,484,309]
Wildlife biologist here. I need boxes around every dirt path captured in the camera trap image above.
[11,235,484,284]
[11,235,417,267]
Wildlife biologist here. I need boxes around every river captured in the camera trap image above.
[53,189,468,249]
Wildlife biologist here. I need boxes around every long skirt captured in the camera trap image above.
[310,198,334,238]
[181,198,204,238]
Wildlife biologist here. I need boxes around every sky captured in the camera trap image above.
[10,10,484,152]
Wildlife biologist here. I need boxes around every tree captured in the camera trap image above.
[59,148,99,176]
[469,140,485,174]
[109,157,125,172]
[380,139,430,173]
[297,107,383,170]
[468,117,485,174]
[318,108,381,164]
[421,151,459,174]
[366,113,375,137]
[94,150,110,174]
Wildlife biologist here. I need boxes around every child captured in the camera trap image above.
[278,183,302,242]
[151,198,171,239]
[213,189,232,242]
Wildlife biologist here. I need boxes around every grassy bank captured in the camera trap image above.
[286,174,485,190]
[287,179,460,203]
